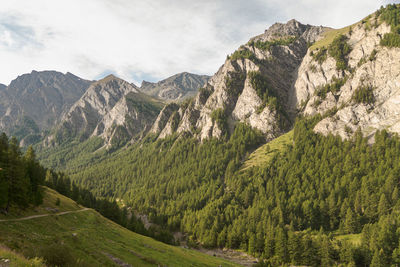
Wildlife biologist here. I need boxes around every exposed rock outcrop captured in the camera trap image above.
[0,71,92,146]
[150,103,180,135]
[139,72,210,101]
[293,13,400,140]
[48,75,138,144]
[153,20,327,141]
[93,92,163,147]
[47,75,163,147]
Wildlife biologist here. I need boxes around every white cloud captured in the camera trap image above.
[0,0,396,85]
[0,30,13,47]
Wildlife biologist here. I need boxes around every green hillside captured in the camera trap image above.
[0,187,240,267]
[242,130,293,170]
[0,246,45,267]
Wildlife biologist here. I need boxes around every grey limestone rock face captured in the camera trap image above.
[47,74,163,147]
[154,20,327,141]
[0,70,92,146]
[293,18,400,140]
[139,72,210,101]
[93,92,163,147]
[48,75,139,145]
[150,103,180,135]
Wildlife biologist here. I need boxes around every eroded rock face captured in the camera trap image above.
[293,17,400,140]
[48,75,139,145]
[139,72,210,101]
[93,92,163,147]
[47,74,164,147]
[154,20,327,141]
[0,71,92,145]
[150,103,180,135]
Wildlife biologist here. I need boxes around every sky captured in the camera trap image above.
[0,0,399,86]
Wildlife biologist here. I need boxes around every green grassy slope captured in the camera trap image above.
[335,233,362,246]
[242,130,293,170]
[0,188,240,267]
[0,187,82,220]
[0,246,45,267]
[309,12,377,51]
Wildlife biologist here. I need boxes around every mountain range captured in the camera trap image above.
[7,13,395,151]
[0,71,208,147]
[2,4,400,266]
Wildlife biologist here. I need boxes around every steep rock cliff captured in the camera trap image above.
[153,20,327,141]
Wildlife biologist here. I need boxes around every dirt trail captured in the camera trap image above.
[0,208,90,222]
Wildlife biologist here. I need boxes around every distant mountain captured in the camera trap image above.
[139,72,209,101]
[0,70,91,145]
[48,74,163,147]
[0,84,6,90]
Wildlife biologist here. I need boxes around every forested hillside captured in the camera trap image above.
[55,114,400,266]
[0,132,241,266]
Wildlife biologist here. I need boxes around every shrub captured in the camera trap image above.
[228,49,257,62]
[225,72,246,99]
[380,33,400,47]
[379,4,400,48]
[352,85,375,104]
[312,47,328,64]
[211,108,228,133]
[314,76,348,100]
[248,71,278,112]
[379,4,400,28]
[328,35,352,71]
[369,49,378,61]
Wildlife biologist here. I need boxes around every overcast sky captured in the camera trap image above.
[0,0,398,86]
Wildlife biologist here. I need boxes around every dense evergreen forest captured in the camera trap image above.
[0,133,44,211]
[58,114,400,266]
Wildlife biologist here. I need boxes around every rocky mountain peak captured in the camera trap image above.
[151,19,328,141]
[47,74,147,145]
[0,70,92,146]
[251,19,328,44]
[139,72,209,101]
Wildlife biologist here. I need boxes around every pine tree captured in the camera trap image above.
[371,249,385,267]
[264,231,274,259]
[344,208,357,234]
[378,194,390,216]
[248,233,256,255]
[7,137,29,209]
[24,145,43,205]
[275,227,288,263]
[217,227,227,248]
[319,235,332,266]
[287,231,302,265]
[0,133,8,210]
